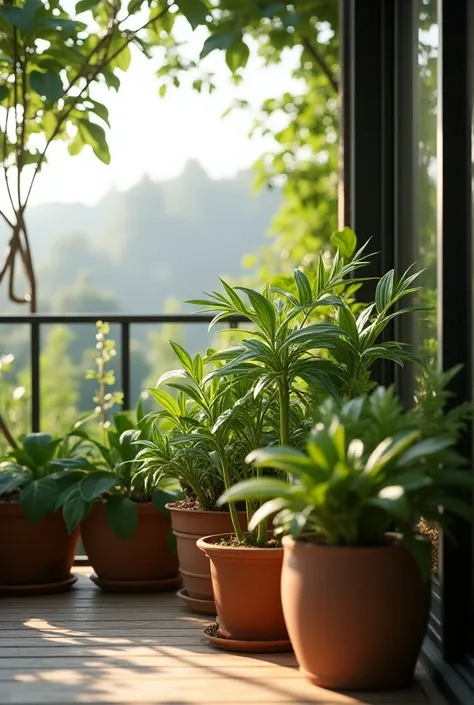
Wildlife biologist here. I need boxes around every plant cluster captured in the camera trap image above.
[0,232,471,564]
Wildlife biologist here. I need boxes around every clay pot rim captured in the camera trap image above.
[197,533,283,560]
[91,500,164,515]
[282,532,428,553]
[165,502,234,516]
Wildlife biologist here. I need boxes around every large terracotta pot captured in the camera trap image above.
[0,502,79,588]
[81,501,179,583]
[167,505,246,601]
[281,535,431,691]
[197,533,288,642]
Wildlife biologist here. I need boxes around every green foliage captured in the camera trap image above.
[0,431,89,524]
[62,408,180,537]
[220,388,474,577]
[188,238,423,447]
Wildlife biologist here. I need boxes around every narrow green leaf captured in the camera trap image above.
[75,0,100,13]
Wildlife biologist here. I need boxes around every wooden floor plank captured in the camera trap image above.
[0,568,445,705]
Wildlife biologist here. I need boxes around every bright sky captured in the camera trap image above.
[26,20,301,207]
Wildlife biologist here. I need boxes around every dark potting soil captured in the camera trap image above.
[215,536,281,549]
[169,499,246,512]
[205,623,224,639]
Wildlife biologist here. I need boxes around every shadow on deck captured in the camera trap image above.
[0,569,446,705]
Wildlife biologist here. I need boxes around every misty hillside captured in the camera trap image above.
[1,161,281,314]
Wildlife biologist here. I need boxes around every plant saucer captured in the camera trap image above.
[90,574,182,593]
[176,588,216,615]
[203,623,293,653]
[0,574,77,596]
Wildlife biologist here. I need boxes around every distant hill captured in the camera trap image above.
[0,161,281,314]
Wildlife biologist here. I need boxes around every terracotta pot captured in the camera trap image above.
[197,533,288,642]
[281,535,431,691]
[0,501,79,587]
[167,505,247,601]
[81,501,179,582]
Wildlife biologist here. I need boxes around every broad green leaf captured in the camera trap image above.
[113,44,132,72]
[0,85,8,103]
[330,228,357,259]
[1,4,37,32]
[78,119,110,164]
[102,70,120,91]
[105,495,138,539]
[218,477,293,505]
[152,488,180,515]
[22,433,55,466]
[30,71,64,102]
[225,40,250,73]
[75,0,100,13]
[80,472,117,502]
[62,485,92,533]
[200,33,235,60]
[175,0,208,30]
[0,472,26,497]
[19,478,59,523]
[248,497,288,532]
[167,529,177,554]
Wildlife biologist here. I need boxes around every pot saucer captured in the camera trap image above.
[176,588,216,615]
[90,573,182,593]
[0,574,77,596]
[203,624,293,653]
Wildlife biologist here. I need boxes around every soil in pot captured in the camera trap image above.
[167,502,247,608]
[197,532,290,649]
[281,535,431,691]
[0,501,79,592]
[81,501,179,590]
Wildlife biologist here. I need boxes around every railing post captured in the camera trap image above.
[121,322,131,410]
[30,322,40,432]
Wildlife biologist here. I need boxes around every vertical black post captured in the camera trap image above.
[437,0,474,663]
[121,322,131,410]
[340,0,396,387]
[393,0,418,405]
[30,322,40,432]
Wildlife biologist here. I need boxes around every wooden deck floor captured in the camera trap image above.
[0,569,446,705]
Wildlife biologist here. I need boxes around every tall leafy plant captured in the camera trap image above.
[188,232,423,449]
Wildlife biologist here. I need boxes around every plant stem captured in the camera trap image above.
[278,376,290,446]
[256,468,268,547]
[220,446,244,542]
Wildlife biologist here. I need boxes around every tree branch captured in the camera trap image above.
[0,413,18,450]
[300,36,338,94]
[23,3,170,210]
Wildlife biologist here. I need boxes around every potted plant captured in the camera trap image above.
[0,432,88,594]
[193,234,424,652]
[138,344,269,613]
[63,410,181,593]
[221,384,474,689]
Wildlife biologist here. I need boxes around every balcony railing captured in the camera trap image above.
[0,313,247,432]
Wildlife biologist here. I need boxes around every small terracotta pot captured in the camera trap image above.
[281,535,431,691]
[81,501,178,582]
[167,505,247,601]
[197,533,288,642]
[0,502,79,588]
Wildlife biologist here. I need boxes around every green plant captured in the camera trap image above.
[62,409,179,539]
[85,321,124,442]
[138,342,282,544]
[0,432,89,523]
[220,390,474,577]
[189,232,423,449]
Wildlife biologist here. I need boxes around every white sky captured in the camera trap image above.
[24,20,302,207]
